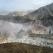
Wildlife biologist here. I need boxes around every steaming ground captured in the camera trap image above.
[0,20,53,48]
[0,20,32,43]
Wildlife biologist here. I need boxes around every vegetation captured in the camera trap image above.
[0,42,53,53]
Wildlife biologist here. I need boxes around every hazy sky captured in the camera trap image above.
[0,0,53,11]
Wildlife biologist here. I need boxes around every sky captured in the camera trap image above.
[0,0,53,11]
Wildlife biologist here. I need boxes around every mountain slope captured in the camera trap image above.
[26,3,53,26]
[0,42,53,53]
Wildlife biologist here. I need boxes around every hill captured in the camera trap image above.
[0,42,53,53]
[26,3,53,26]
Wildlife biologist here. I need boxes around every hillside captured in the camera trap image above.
[26,3,53,26]
[0,3,53,25]
[0,3,53,34]
[0,42,53,53]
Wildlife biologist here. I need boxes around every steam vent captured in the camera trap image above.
[0,0,53,53]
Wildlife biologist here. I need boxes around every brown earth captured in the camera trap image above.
[0,42,53,53]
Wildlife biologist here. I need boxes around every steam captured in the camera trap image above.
[0,20,53,48]
[0,20,32,43]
